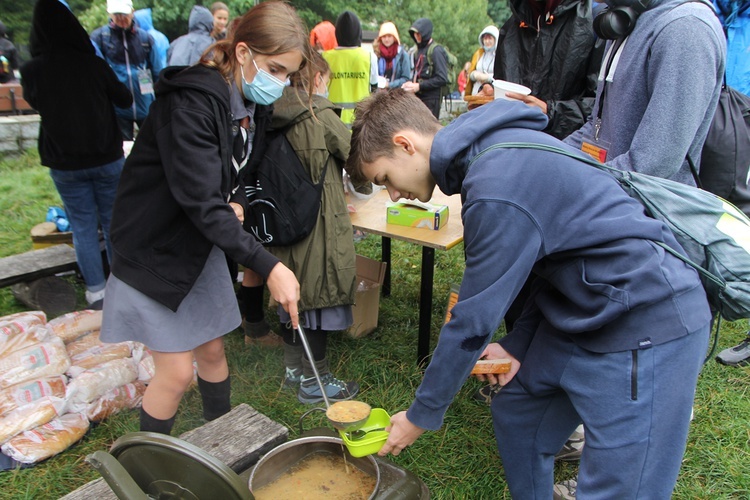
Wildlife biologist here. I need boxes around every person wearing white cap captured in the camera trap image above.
[91,0,164,140]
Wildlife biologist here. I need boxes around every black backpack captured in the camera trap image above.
[244,129,327,247]
[688,83,750,218]
[684,0,750,216]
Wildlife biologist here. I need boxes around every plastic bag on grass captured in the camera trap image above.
[47,310,102,343]
[137,350,155,383]
[0,375,67,416]
[0,337,70,389]
[0,311,47,324]
[86,381,146,422]
[65,331,102,358]
[66,357,137,404]
[66,343,133,377]
[0,396,65,444]
[1,412,89,464]
[0,312,47,342]
[0,326,52,359]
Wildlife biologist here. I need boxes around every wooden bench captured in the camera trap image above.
[0,244,78,288]
[0,83,33,115]
[61,404,289,500]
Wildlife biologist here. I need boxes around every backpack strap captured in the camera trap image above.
[467,141,725,289]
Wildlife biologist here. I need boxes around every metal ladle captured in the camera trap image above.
[295,325,331,409]
[295,325,372,432]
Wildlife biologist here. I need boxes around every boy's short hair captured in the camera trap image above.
[347,90,441,186]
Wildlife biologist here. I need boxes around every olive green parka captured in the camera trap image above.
[266,87,357,312]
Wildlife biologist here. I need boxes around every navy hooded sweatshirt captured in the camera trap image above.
[406,99,711,431]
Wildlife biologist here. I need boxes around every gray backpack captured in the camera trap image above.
[471,142,750,321]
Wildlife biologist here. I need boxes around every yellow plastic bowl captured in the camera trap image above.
[339,408,390,458]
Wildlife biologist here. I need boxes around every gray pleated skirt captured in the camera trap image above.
[101,246,241,352]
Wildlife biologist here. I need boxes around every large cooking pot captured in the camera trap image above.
[249,432,429,499]
[249,435,380,499]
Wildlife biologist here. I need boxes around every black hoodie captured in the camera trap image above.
[109,64,279,311]
[408,18,448,95]
[20,0,132,170]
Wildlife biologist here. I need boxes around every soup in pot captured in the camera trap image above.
[253,450,377,499]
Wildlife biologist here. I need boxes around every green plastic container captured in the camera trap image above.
[339,408,390,458]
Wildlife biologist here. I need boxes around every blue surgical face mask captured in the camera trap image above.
[240,49,285,105]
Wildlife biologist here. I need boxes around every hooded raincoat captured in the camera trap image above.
[375,22,411,89]
[493,0,604,139]
[91,12,164,122]
[713,0,750,95]
[465,25,499,97]
[265,87,358,312]
[134,8,169,70]
[167,6,214,67]
[409,18,449,97]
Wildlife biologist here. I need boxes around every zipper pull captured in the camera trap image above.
[594,118,602,141]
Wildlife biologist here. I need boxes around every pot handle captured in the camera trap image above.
[86,451,150,500]
[297,406,327,435]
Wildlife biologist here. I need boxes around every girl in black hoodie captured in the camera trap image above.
[100,1,310,435]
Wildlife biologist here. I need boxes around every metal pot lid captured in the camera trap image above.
[109,431,252,500]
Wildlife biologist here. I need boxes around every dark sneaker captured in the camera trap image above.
[284,367,302,388]
[553,479,577,500]
[298,374,359,404]
[473,384,501,405]
[716,337,750,366]
[555,425,585,462]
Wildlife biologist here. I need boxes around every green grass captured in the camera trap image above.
[0,150,748,498]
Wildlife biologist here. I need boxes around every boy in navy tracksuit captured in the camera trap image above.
[346,90,711,498]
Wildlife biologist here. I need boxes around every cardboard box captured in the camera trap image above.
[386,200,449,230]
[347,255,387,339]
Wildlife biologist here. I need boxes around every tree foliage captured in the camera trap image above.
[7,0,500,67]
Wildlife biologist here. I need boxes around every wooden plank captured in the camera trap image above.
[179,404,288,473]
[0,245,78,288]
[61,404,289,500]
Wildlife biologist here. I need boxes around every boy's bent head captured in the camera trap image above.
[347,90,441,193]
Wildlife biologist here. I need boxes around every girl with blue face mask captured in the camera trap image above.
[100,1,311,436]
